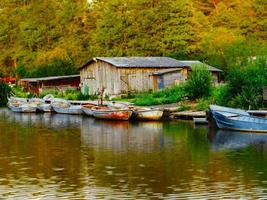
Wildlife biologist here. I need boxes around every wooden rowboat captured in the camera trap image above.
[7,102,37,113]
[132,108,163,121]
[52,104,83,115]
[52,99,83,115]
[29,98,52,112]
[92,106,133,120]
[210,105,267,132]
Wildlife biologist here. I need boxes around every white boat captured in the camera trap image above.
[7,101,37,113]
[43,94,54,103]
[52,100,83,115]
[8,96,27,103]
[29,98,52,112]
[132,107,163,121]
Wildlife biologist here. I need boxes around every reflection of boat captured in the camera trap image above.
[211,129,267,150]
[92,106,133,120]
[193,117,208,124]
[132,108,163,121]
[209,105,267,132]
[81,117,163,151]
[52,99,83,115]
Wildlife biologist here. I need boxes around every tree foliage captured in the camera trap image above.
[216,56,267,109]
[0,0,266,76]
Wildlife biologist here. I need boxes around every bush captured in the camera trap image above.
[0,81,11,106]
[184,64,213,100]
[216,56,267,109]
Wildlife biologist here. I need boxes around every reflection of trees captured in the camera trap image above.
[1,107,267,198]
[0,108,86,197]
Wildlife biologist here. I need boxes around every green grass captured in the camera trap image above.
[113,85,186,106]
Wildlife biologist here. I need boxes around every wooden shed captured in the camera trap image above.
[79,57,188,96]
[19,75,80,96]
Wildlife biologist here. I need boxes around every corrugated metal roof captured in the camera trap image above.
[80,57,186,69]
[80,57,222,72]
[20,74,80,82]
[179,61,222,72]
[152,68,183,75]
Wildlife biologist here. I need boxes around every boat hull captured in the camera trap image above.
[132,109,163,120]
[93,109,133,120]
[212,111,267,133]
[52,105,83,115]
[37,104,52,112]
[8,103,37,113]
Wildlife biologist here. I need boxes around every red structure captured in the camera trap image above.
[0,77,16,84]
[19,75,80,96]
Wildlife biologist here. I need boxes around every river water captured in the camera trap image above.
[0,108,267,199]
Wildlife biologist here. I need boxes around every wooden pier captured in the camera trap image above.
[170,111,206,120]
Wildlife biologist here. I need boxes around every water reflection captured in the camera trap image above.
[1,108,267,199]
[210,129,267,151]
[81,118,163,152]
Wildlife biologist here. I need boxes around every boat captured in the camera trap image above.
[82,103,98,116]
[29,98,52,112]
[7,101,37,113]
[52,99,83,115]
[43,94,54,103]
[209,105,249,116]
[132,107,163,120]
[92,106,133,120]
[210,105,267,132]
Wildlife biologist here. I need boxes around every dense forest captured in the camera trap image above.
[0,0,266,77]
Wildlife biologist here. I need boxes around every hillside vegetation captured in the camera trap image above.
[0,0,266,77]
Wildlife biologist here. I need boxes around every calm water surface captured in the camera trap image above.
[0,108,267,199]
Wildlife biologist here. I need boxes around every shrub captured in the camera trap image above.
[0,81,11,106]
[184,64,213,100]
[216,56,267,109]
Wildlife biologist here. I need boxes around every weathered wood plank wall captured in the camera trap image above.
[80,61,184,95]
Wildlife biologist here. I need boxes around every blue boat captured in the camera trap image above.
[209,105,249,116]
[210,105,267,132]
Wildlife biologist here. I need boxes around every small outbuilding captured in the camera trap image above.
[79,57,222,95]
[79,57,188,96]
[19,75,80,96]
